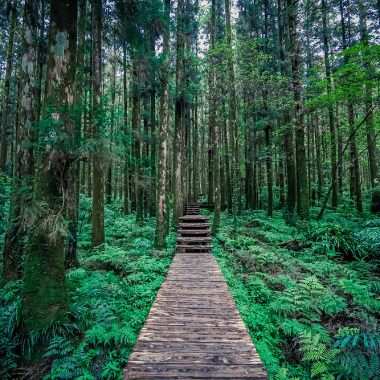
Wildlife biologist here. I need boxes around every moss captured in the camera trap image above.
[22,220,68,331]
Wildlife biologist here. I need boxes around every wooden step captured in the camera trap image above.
[178,230,211,236]
[179,215,210,220]
[177,237,212,243]
[179,223,211,228]
[175,245,213,251]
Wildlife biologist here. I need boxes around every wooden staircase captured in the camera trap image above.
[176,203,213,254]
[123,203,268,379]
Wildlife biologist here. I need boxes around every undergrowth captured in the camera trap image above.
[0,197,175,380]
[213,208,380,380]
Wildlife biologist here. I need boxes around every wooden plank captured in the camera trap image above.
[126,364,267,378]
[124,213,268,380]
[128,352,263,365]
[179,216,210,220]
[179,223,211,227]
[174,245,213,249]
[140,326,249,334]
[176,237,212,242]
[178,230,211,235]
[132,341,259,353]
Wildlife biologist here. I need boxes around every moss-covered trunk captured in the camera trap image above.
[0,0,18,172]
[21,0,77,331]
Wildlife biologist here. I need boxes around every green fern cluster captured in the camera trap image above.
[0,280,21,379]
[214,209,380,380]
[298,327,380,380]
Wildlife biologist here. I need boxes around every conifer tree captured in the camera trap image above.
[21,0,77,330]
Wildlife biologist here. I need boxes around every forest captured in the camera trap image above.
[0,0,380,378]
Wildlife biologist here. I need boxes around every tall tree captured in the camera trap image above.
[66,0,87,269]
[224,0,240,214]
[132,55,143,224]
[173,0,185,226]
[21,0,77,330]
[287,0,309,219]
[322,0,338,209]
[155,0,170,247]
[211,0,221,234]
[123,39,129,215]
[0,0,18,172]
[91,0,105,248]
[1,0,37,284]
[357,0,380,213]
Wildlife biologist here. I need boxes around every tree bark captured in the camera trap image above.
[106,56,116,205]
[210,0,220,234]
[0,0,18,172]
[357,0,380,212]
[173,0,185,227]
[224,0,240,214]
[91,0,105,248]
[66,0,87,269]
[122,40,129,215]
[21,0,77,330]
[322,0,338,209]
[155,0,170,247]
[287,0,308,219]
[1,0,38,285]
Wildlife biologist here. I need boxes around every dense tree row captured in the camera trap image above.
[0,0,379,331]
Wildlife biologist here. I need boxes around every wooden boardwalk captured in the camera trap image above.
[124,204,268,379]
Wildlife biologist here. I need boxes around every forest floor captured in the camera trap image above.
[1,194,380,379]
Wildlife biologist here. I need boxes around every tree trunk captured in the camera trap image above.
[106,57,116,205]
[21,0,77,330]
[91,0,105,248]
[66,0,87,269]
[265,126,273,217]
[155,0,170,247]
[348,104,363,212]
[287,0,308,219]
[224,0,240,214]
[193,95,200,200]
[284,114,296,220]
[1,0,38,285]
[210,0,220,234]
[173,0,185,227]
[322,0,338,209]
[131,57,143,224]
[35,0,46,125]
[0,0,18,172]
[123,41,129,215]
[357,0,380,212]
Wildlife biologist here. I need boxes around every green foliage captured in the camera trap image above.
[297,327,380,380]
[0,280,21,379]
[214,210,380,379]
[0,199,174,379]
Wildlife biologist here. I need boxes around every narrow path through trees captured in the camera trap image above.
[123,203,268,379]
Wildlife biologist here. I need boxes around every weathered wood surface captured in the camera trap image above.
[123,207,268,379]
[179,223,211,228]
